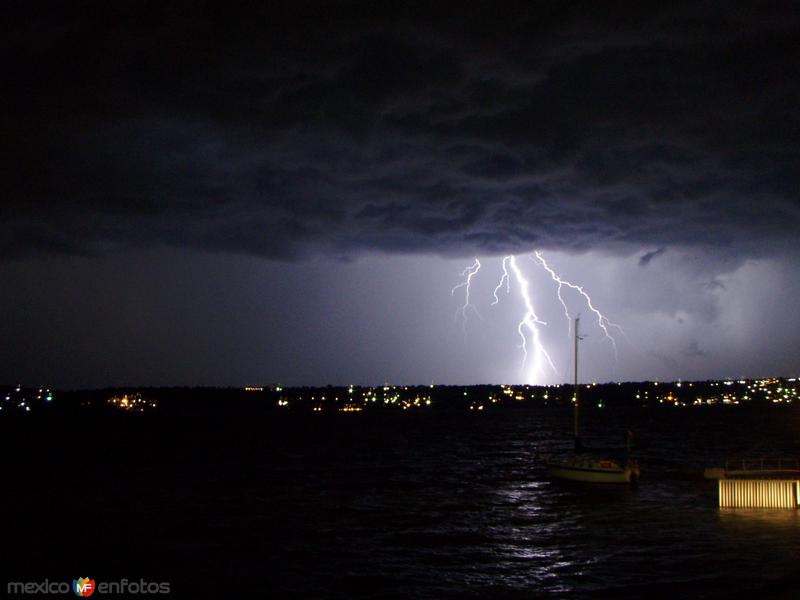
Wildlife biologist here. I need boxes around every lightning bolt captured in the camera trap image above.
[533,252,572,340]
[451,258,481,337]
[532,251,621,361]
[451,252,621,385]
[503,256,557,382]
[491,256,511,305]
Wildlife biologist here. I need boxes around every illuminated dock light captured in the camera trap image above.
[719,479,799,509]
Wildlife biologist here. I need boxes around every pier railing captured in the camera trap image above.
[724,456,800,477]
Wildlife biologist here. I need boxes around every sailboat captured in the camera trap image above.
[546,317,640,483]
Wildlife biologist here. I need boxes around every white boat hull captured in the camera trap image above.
[547,457,638,484]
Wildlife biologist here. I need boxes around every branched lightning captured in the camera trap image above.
[451,252,623,385]
[451,258,481,336]
[491,256,511,305]
[533,251,621,361]
[505,256,557,381]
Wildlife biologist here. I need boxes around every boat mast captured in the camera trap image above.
[574,317,581,450]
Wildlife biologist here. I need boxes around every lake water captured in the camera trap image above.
[3,404,799,597]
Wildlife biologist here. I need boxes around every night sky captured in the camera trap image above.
[2,2,799,387]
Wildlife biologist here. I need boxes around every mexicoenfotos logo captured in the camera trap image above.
[7,577,170,595]
[73,577,95,597]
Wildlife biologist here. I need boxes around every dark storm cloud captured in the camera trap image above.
[3,1,799,261]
